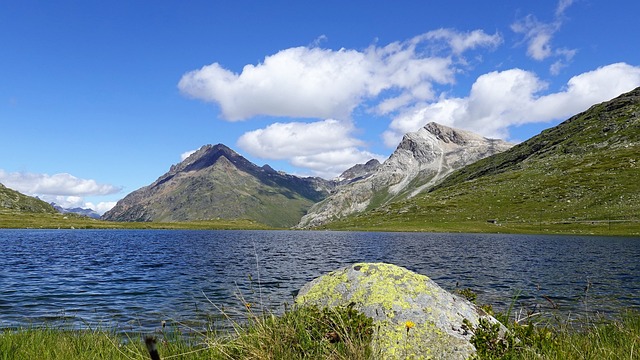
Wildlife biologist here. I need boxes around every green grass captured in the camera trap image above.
[4,208,638,235]
[320,146,640,236]
[521,313,640,359]
[467,310,640,360]
[0,305,374,360]
[1,308,638,359]
[0,326,217,360]
[317,89,640,237]
[0,211,274,230]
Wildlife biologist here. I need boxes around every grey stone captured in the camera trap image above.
[295,262,505,360]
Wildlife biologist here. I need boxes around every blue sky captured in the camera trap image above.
[1,0,639,214]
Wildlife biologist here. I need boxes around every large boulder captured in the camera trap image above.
[295,263,504,360]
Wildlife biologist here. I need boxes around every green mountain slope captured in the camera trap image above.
[0,183,57,214]
[322,87,640,234]
[102,144,334,228]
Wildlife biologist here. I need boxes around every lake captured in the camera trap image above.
[0,229,638,333]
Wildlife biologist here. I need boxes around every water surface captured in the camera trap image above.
[0,230,638,332]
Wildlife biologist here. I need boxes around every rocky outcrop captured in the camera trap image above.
[102,144,336,227]
[295,263,505,360]
[297,123,512,228]
[336,159,381,184]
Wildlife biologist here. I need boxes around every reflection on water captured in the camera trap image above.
[0,230,638,332]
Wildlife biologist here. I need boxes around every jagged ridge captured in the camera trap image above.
[102,144,335,227]
[326,87,640,230]
[297,123,513,228]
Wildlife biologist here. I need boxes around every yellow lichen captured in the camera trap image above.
[296,263,478,359]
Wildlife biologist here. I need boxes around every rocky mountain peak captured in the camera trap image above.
[102,143,336,227]
[170,144,241,174]
[297,122,513,228]
[423,122,476,144]
[337,159,381,183]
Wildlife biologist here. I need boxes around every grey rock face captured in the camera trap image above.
[297,122,512,228]
[336,159,381,184]
[295,263,505,360]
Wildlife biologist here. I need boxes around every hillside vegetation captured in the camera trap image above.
[0,211,272,230]
[0,183,56,214]
[102,144,332,228]
[322,87,640,235]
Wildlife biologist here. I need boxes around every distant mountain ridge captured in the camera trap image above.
[336,159,381,183]
[51,203,101,219]
[323,86,640,231]
[297,122,513,228]
[104,124,514,228]
[102,144,336,227]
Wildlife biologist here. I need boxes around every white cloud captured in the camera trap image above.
[36,196,116,215]
[419,28,502,55]
[382,97,467,146]
[180,29,501,177]
[511,15,557,61]
[383,63,640,144]
[549,48,577,75]
[556,0,575,17]
[0,170,122,215]
[291,148,385,179]
[86,201,118,215]
[0,170,121,196]
[48,196,84,209]
[178,29,500,121]
[238,119,361,158]
[511,0,577,72]
[237,119,385,178]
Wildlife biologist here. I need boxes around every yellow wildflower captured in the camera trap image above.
[405,320,415,331]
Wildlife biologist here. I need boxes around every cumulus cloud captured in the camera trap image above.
[178,29,500,121]
[238,119,385,178]
[0,170,121,196]
[86,201,118,215]
[238,119,362,158]
[512,16,556,61]
[180,29,502,178]
[383,63,640,145]
[511,0,577,73]
[0,170,121,214]
[291,148,385,179]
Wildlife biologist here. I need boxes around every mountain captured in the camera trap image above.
[51,203,101,219]
[0,183,57,213]
[297,122,513,228]
[322,87,640,231]
[102,144,335,227]
[336,159,381,184]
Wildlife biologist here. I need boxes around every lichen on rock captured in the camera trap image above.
[295,262,505,360]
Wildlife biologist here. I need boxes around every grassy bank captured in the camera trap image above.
[0,305,374,360]
[472,310,640,360]
[1,306,638,359]
[0,211,273,230]
[320,217,640,236]
[3,210,640,236]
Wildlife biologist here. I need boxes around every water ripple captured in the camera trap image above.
[0,229,638,332]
